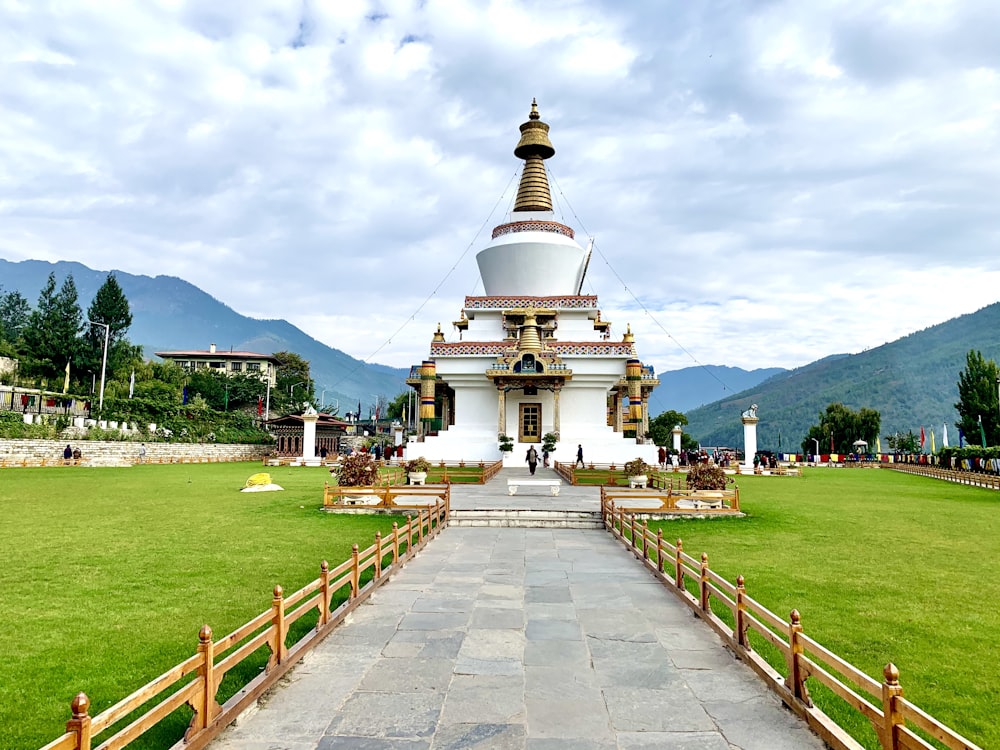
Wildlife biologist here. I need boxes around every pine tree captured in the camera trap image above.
[0,289,31,345]
[21,273,84,383]
[84,273,134,376]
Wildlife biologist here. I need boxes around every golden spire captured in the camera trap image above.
[623,324,634,344]
[513,98,554,212]
[432,323,445,343]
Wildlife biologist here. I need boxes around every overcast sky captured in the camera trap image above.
[3,1,1000,385]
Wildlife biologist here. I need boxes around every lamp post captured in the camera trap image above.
[86,320,110,414]
[811,438,819,462]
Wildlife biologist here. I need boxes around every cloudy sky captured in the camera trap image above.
[3,0,1000,387]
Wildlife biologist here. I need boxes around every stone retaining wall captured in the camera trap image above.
[0,439,268,467]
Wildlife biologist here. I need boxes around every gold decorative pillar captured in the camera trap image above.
[614,392,623,432]
[497,386,506,436]
[626,359,643,428]
[553,385,561,435]
[419,360,436,436]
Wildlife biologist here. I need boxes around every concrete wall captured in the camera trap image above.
[0,439,268,466]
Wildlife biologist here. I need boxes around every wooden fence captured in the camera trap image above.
[890,463,1000,490]
[323,483,451,514]
[39,503,449,750]
[601,486,740,514]
[601,501,982,750]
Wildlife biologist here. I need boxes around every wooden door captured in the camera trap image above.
[519,403,541,443]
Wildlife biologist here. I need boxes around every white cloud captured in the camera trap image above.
[0,0,999,401]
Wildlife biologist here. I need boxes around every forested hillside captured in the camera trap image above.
[685,302,1000,451]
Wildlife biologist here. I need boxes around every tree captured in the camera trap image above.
[386,391,410,421]
[21,273,84,384]
[83,273,134,378]
[802,403,881,454]
[0,289,31,346]
[649,410,694,449]
[954,350,1000,446]
[272,351,314,413]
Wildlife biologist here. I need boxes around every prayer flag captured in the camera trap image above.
[183,386,188,405]
[942,423,949,448]
[979,415,987,448]
[930,430,935,454]
[920,426,925,449]
[257,396,263,417]
[876,436,882,455]
[959,427,965,448]
[129,369,135,398]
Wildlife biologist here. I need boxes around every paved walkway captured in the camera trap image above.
[210,475,825,749]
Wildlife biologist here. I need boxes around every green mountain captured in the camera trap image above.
[0,259,409,409]
[685,303,1000,452]
[648,365,786,413]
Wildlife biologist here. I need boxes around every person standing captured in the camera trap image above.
[525,445,539,475]
[63,444,73,461]
[138,443,147,464]
[575,444,584,468]
[657,445,666,468]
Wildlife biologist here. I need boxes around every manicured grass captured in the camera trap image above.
[0,462,405,749]
[651,468,1000,749]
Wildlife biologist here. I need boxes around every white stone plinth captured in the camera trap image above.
[742,416,759,470]
[301,412,319,462]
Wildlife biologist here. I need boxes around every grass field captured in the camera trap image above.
[652,468,1000,749]
[0,462,405,749]
[3,464,998,748]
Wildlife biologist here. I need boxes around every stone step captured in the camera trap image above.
[449,508,604,529]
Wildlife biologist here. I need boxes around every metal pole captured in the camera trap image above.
[87,321,110,414]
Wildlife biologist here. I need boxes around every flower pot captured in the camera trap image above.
[408,471,427,486]
[628,474,648,489]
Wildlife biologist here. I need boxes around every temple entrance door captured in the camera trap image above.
[519,403,541,443]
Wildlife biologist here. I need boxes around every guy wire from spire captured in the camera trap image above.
[326,167,523,394]
[547,167,733,394]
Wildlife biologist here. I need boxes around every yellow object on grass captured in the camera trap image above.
[244,472,272,488]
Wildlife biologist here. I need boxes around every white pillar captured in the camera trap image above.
[671,425,683,453]
[301,411,319,462]
[742,416,759,470]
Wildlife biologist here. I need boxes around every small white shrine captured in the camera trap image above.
[406,102,659,465]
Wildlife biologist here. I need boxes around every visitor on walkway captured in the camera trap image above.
[575,444,584,468]
[657,445,666,468]
[542,448,549,467]
[525,445,539,475]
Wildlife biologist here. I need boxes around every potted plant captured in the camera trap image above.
[624,457,651,488]
[498,434,514,453]
[338,452,380,487]
[405,456,432,485]
[686,462,731,491]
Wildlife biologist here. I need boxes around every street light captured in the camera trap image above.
[811,438,819,461]
[290,381,305,398]
[86,320,109,414]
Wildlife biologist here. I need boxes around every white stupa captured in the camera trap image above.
[406,101,659,465]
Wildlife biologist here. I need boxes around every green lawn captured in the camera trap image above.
[654,468,1000,749]
[0,462,404,749]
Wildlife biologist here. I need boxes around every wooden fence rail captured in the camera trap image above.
[600,499,983,750]
[39,502,449,750]
[890,463,1000,490]
[323,483,451,514]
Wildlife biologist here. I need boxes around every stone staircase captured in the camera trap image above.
[449,507,604,529]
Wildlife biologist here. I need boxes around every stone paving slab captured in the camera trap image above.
[209,525,826,750]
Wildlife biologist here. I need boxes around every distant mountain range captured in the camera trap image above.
[684,303,1000,451]
[7,258,988,449]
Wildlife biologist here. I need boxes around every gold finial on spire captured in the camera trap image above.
[623,324,634,344]
[513,99,554,212]
[432,323,445,343]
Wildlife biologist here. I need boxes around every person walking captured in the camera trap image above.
[525,445,539,475]
[575,444,584,468]
[657,445,666,468]
[138,443,147,464]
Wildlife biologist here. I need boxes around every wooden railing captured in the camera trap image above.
[323,483,450,515]
[601,486,740,514]
[601,501,982,750]
[39,503,449,750]
[890,463,1000,490]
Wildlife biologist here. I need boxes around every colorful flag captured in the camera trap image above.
[979,415,987,448]
[942,423,949,448]
[876,436,882,455]
[183,386,188,405]
[930,430,935,454]
[959,427,965,448]
[257,396,263,417]
[129,369,135,398]
[920,426,925,449]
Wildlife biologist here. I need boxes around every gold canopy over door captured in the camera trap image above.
[519,403,541,443]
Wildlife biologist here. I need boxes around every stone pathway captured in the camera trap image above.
[209,510,825,749]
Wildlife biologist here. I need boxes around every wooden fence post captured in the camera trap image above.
[418,509,425,544]
[186,625,219,739]
[641,520,649,560]
[392,523,400,565]
[319,560,330,627]
[880,663,904,750]
[675,539,684,589]
[735,575,749,649]
[785,609,811,705]
[374,531,382,580]
[656,529,664,573]
[351,545,360,598]
[699,553,710,612]
[270,585,287,667]
[65,693,92,750]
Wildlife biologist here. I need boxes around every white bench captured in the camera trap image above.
[507,478,561,496]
